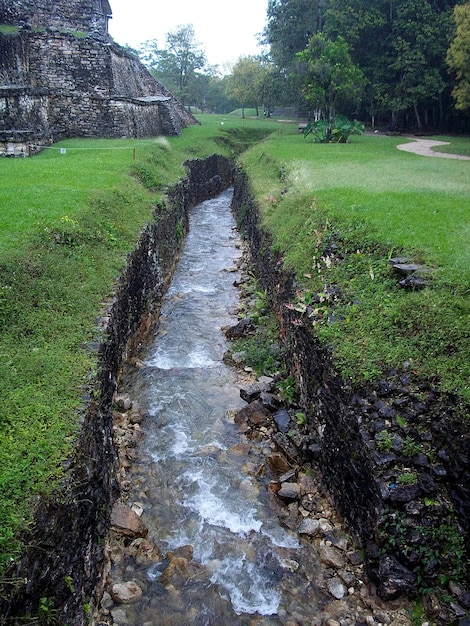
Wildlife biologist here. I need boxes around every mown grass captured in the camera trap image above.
[0,139,159,570]
[239,130,470,400]
[0,118,278,571]
[433,135,470,157]
[1,114,468,576]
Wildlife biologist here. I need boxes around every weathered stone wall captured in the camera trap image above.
[1,155,234,626]
[0,1,196,154]
[0,0,110,34]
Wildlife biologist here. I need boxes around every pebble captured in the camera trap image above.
[111,581,143,604]
[319,545,347,569]
[298,518,321,536]
[327,577,347,599]
[110,608,130,625]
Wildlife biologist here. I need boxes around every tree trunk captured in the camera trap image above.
[438,92,444,129]
[413,102,422,131]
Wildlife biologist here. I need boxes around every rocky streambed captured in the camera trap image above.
[101,380,415,626]
[96,225,413,626]
[94,183,470,626]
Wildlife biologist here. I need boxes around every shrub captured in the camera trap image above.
[303,115,365,143]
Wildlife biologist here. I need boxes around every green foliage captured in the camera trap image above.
[303,115,364,143]
[230,279,282,376]
[418,522,467,588]
[376,429,393,452]
[231,329,280,376]
[224,56,267,118]
[140,25,206,106]
[447,2,470,112]
[0,24,19,34]
[330,116,365,142]
[397,472,418,485]
[264,0,324,70]
[240,130,470,402]
[278,377,297,403]
[175,220,184,242]
[38,597,58,626]
[396,415,408,430]
[303,119,330,143]
[296,34,365,122]
[403,436,422,458]
[380,0,448,129]
[380,509,467,594]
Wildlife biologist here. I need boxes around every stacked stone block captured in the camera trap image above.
[0,0,196,155]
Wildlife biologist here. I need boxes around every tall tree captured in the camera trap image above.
[258,61,286,115]
[296,34,364,122]
[165,24,207,104]
[140,26,207,106]
[224,56,266,117]
[186,67,228,113]
[263,0,326,70]
[386,0,449,129]
[324,0,388,92]
[447,2,470,112]
[324,0,456,128]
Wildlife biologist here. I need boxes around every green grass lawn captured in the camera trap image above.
[433,135,470,157]
[0,139,157,570]
[240,129,470,399]
[0,115,468,575]
[0,120,279,571]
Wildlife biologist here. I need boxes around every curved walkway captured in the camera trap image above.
[397,137,470,160]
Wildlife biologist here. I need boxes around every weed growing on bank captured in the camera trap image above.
[230,280,283,377]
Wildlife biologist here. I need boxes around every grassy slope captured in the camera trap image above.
[0,140,158,569]
[240,129,470,399]
[0,119,278,571]
[0,114,468,573]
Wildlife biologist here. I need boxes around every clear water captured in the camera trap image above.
[112,189,326,625]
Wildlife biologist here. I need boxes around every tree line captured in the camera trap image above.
[132,0,470,132]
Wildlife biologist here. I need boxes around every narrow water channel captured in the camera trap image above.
[109,189,336,625]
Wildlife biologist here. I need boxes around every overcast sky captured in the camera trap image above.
[108,0,269,70]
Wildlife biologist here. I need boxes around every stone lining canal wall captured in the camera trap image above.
[2,154,234,626]
[231,168,382,547]
[231,167,470,619]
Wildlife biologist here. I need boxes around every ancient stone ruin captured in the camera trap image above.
[0,0,197,156]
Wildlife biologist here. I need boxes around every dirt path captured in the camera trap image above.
[397,137,470,160]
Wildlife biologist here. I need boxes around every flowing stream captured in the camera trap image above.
[111,189,330,625]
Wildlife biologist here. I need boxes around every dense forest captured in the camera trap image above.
[136,0,470,132]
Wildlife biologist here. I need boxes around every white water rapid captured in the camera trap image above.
[109,189,329,625]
